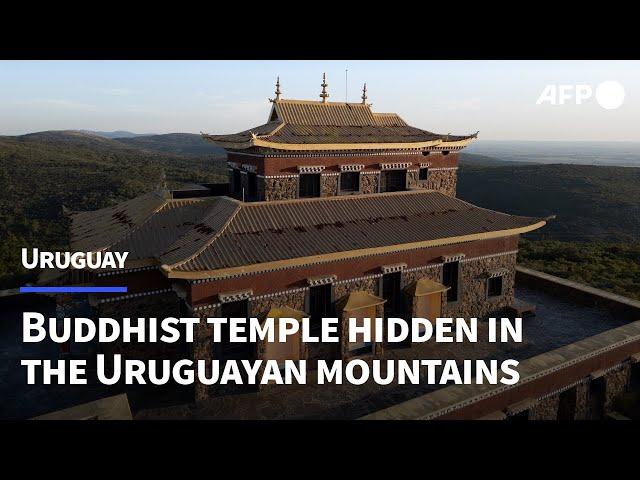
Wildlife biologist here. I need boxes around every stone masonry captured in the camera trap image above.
[411,169,458,197]
[529,394,560,420]
[321,174,339,197]
[442,253,517,319]
[360,173,379,194]
[264,176,298,201]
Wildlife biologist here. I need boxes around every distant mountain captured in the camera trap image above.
[115,133,226,156]
[458,159,640,242]
[82,130,152,139]
[465,140,640,167]
[0,130,228,288]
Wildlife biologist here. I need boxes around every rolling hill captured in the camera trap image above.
[115,133,226,156]
[458,153,640,242]
[0,130,227,287]
[1,133,639,298]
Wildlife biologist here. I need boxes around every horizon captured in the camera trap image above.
[1,60,639,140]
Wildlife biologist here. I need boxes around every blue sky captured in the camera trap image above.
[0,60,638,140]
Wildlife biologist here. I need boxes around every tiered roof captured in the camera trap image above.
[69,190,545,280]
[203,81,477,152]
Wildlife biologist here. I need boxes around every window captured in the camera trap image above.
[232,169,242,193]
[308,284,334,333]
[247,172,258,199]
[442,261,459,302]
[382,272,404,317]
[220,300,253,360]
[381,170,406,192]
[340,171,360,193]
[299,174,321,198]
[557,387,577,420]
[487,276,503,298]
[419,167,429,181]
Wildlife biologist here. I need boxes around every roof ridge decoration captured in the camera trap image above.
[202,78,478,150]
[269,76,282,103]
[319,73,329,103]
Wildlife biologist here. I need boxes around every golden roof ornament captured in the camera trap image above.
[275,76,281,101]
[361,82,368,104]
[320,73,329,103]
[269,76,282,103]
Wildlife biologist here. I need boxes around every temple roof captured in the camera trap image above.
[203,98,477,152]
[69,190,545,279]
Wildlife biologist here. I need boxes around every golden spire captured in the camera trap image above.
[361,82,367,104]
[319,73,329,103]
[274,76,282,101]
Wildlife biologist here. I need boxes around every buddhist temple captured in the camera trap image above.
[55,75,547,401]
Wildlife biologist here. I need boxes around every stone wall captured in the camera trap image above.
[321,174,339,197]
[360,173,379,194]
[250,290,306,317]
[604,364,630,413]
[574,382,589,420]
[409,169,458,197]
[334,276,379,300]
[264,176,298,201]
[529,395,560,420]
[407,170,419,189]
[442,253,517,319]
[192,304,221,401]
[95,292,184,379]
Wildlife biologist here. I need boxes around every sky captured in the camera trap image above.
[0,60,638,141]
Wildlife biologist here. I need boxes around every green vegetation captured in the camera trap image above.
[518,239,640,301]
[0,131,226,288]
[459,155,640,242]
[1,137,638,302]
[459,153,640,299]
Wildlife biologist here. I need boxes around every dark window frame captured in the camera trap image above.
[219,300,254,360]
[247,171,258,199]
[232,169,242,194]
[419,167,429,181]
[299,173,321,198]
[382,271,404,318]
[308,283,334,333]
[381,169,407,193]
[339,171,360,193]
[487,275,504,298]
[442,261,460,303]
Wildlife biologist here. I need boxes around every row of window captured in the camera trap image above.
[300,168,430,198]
[217,263,504,360]
[231,167,431,200]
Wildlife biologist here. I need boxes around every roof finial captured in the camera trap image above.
[361,82,368,104]
[320,73,329,103]
[274,76,282,101]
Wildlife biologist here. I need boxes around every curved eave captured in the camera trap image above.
[161,220,546,281]
[203,134,476,152]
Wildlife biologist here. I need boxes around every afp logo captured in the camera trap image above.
[536,81,625,110]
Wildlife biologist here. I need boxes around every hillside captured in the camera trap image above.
[458,154,640,242]
[115,133,226,156]
[458,153,640,300]
[0,131,227,287]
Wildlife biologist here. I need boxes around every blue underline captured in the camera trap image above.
[20,286,128,293]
